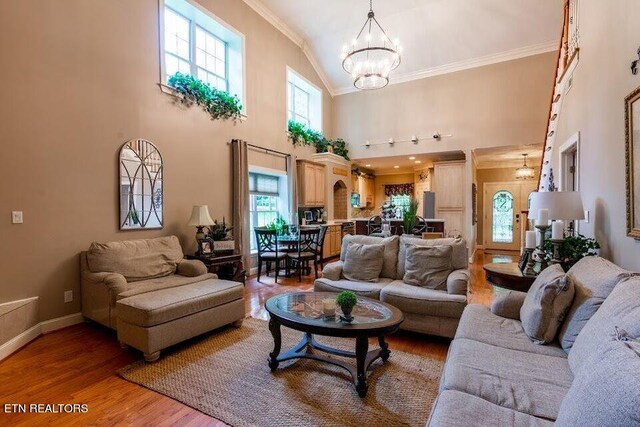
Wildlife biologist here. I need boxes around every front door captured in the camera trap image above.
[483,182,535,252]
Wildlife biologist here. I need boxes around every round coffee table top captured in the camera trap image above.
[483,262,536,292]
[265,292,404,337]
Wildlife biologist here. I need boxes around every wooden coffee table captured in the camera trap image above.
[265,292,404,397]
[483,262,536,292]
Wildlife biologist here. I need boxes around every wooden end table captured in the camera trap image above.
[186,253,246,284]
[483,262,536,292]
[265,292,404,398]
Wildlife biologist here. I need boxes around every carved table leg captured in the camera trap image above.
[378,336,390,362]
[355,335,369,397]
[268,316,282,372]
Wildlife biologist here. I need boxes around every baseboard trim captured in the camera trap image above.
[0,312,83,362]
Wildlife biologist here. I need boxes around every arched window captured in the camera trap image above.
[492,191,514,243]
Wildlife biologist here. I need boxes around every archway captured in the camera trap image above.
[333,180,348,219]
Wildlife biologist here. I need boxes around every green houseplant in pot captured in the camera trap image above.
[402,198,420,235]
[336,291,358,322]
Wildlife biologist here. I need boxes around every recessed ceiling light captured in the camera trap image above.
[394,165,400,169]
[415,160,422,164]
[365,164,371,167]
[409,156,416,160]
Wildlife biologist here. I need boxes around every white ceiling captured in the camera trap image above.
[354,150,465,175]
[244,0,563,95]
[474,144,543,169]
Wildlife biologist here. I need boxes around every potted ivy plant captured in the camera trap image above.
[543,233,600,271]
[336,291,358,322]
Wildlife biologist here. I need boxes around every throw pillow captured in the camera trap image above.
[342,242,385,282]
[520,264,575,344]
[555,329,640,427]
[402,244,452,290]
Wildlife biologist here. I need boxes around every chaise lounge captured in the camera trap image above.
[80,235,245,361]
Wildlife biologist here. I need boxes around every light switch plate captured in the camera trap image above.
[584,210,590,223]
[11,211,23,224]
[64,290,73,303]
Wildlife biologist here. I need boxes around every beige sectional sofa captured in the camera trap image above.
[81,236,245,361]
[428,256,640,426]
[314,235,469,338]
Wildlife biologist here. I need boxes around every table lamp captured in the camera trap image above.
[187,205,215,240]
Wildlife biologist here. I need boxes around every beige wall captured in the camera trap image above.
[0,0,332,322]
[373,173,416,209]
[552,0,640,270]
[476,168,540,245]
[332,52,557,160]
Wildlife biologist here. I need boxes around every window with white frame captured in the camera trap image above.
[287,68,322,132]
[162,0,244,105]
[389,194,412,219]
[249,172,284,251]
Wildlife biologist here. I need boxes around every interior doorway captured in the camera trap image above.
[483,181,537,252]
[333,180,347,220]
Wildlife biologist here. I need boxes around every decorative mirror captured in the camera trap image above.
[625,85,640,238]
[119,139,163,230]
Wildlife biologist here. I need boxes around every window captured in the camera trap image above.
[162,0,244,106]
[287,68,322,132]
[389,194,411,219]
[249,173,281,251]
[492,191,514,243]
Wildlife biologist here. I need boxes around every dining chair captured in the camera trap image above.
[412,216,428,235]
[287,228,320,282]
[367,215,383,235]
[254,228,287,283]
[315,225,329,272]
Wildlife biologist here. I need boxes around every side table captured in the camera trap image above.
[186,253,246,285]
[483,262,536,292]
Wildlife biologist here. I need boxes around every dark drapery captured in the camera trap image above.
[384,183,414,197]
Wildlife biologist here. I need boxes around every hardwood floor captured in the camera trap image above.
[0,250,515,426]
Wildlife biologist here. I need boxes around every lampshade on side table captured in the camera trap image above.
[187,205,215,240]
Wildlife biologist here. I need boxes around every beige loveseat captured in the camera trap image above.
[427,256,639,426]
[314,235,469,338]
[81,236,245,361]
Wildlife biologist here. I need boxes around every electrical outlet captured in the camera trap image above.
[584,210,590,223]
[64,290,73,303]
[11,211,23,224]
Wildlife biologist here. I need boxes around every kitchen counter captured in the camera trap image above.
[354,218,446,236]
[351,218,445,222]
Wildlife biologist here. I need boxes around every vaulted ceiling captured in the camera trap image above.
[243,0,563,95]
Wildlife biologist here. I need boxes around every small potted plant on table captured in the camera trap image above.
[336,291,358,323]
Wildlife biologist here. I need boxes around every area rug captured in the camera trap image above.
[119,318,443,427]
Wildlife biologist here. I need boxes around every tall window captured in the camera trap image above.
[492,191,514,243]
[249,173,280,251]
[389,194,412,219]
[287,68,322,132]
[162,0,244,105]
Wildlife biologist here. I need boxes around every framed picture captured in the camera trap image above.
[625,85,640,238]
[304,211,314,222]
[198,239,214,256]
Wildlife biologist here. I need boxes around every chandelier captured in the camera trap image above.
[515,154,535,180]
[341,0,401,90]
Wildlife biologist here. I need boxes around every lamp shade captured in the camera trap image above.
[529,191,585,221]
[187,205,215,226]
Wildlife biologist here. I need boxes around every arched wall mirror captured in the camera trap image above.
[119,139,163,230]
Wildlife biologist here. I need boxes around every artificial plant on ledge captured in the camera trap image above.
[167,72,243,123]
[287,120,350,160]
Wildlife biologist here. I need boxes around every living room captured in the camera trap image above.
[1,0,639,426]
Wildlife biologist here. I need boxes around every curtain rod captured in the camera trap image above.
[228,140,291,158]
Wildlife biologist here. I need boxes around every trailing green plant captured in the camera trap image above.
[287,120,350,160]
[543,233,600,271]
[265,214,287,235]
[402,199,420,235]
[335,291,358,309]
[167,72,243,122]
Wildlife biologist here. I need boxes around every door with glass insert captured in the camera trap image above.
[484,183,521,251]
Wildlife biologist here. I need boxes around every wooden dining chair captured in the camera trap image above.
[315,225,329,272]
[254,228,287,283]
[287,228,320,282]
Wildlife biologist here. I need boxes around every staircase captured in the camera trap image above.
[538,0,580,191]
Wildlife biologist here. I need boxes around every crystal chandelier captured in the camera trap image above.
[341,0,401,90]
[515,154,535,180]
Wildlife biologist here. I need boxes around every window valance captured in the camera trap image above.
[384,183,414,197]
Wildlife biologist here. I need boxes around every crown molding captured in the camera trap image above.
[241,0,335,97]
[333,40,559,96]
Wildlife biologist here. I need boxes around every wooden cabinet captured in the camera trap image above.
[354,175,375,208]
[322,225,342,259]
[297,160,326,207]
[433,161,466,239]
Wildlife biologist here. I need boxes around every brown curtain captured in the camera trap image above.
[232,139,250,265]
[384,183,414,197]
[286,154,298,223]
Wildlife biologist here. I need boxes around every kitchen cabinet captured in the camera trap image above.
[322,225,342,259]
[353,175,375,208]
[433,161,466,238]
[297,160,326,207]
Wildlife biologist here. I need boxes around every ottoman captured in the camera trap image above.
[116,278,245,361]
